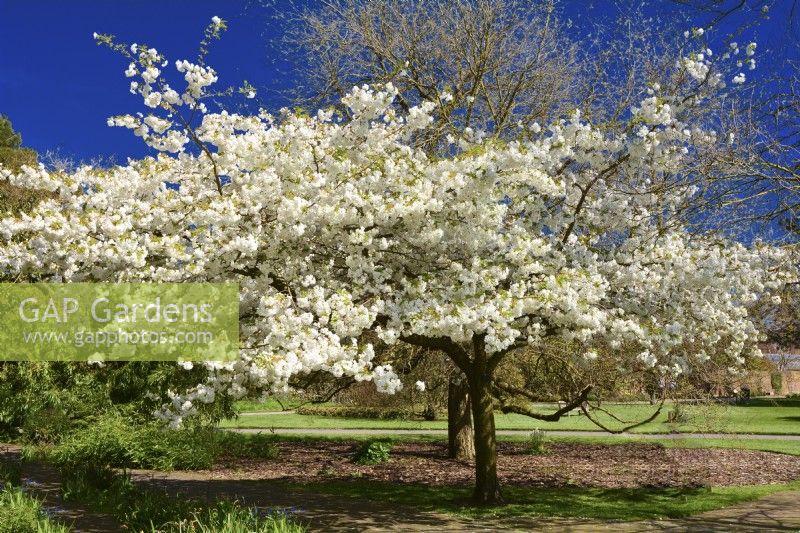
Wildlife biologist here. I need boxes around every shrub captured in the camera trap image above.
[47,414,282,472]
[771,373,784,394]
[0,361,237,444]
[214,432,281,461]
[786,393,800,400]
[51,413,217,471]
[296,404,413,420]
[0,361,111,442]
[352,439,393,465]
[667,403,691,424]
[525,429,548,455]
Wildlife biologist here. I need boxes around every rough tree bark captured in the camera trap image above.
[398,330,503,504]
[447,372,474,460]
[467,335,502,504]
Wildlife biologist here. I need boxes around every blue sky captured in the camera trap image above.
[1,1,796,164]
[0,0,293,162]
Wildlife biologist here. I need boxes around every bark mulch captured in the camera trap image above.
[174,441,800,489]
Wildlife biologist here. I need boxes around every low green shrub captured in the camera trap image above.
[214,432,281,461]
[44,414,282,473]
[786,393,800,400]
[0,361,237,444]
[771,373,784,394]
[0,485,70,533]
[525,429,548,455]
[296,404,412,420]
[352,439,393,465]
[50,413,217,470]
[667,403,691,425]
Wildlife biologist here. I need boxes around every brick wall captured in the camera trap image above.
[741,370,800,395]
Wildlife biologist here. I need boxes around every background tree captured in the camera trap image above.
[0,114,23,149]
[285,0,579,153]
[0,114,42,215]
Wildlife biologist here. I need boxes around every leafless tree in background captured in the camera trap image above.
[285,0,582,152]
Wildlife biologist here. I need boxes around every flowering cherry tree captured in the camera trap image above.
[0,19,787,503]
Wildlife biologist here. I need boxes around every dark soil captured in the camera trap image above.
[180,441,800,489]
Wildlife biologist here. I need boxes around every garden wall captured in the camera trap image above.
[742,370,800,396]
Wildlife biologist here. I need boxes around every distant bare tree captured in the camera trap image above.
[285,0,582,152]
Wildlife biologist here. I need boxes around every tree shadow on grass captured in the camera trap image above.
[132,476,470,532]
[464,486,718,520]
[129,473,800,532]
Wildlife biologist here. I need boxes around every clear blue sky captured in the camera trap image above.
[0,0,297,162]
[1,0,795,164]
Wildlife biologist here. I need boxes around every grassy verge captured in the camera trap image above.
[225,399,800,435]
[502,435,800,457]
[280,478,800,521]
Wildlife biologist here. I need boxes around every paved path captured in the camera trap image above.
[0,445,120,532]
[561,491,800,532]
[228,427,800,440]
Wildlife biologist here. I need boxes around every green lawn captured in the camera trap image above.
[532,435,800,456]
[223,398,800,435]
[279,478,800,521]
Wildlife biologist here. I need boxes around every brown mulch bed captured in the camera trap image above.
[171,441,800,489]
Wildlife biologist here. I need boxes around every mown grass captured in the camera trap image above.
[226,398,800,435]
[278,478,800,521]
[541,435,800,456]
[235,397,310,413]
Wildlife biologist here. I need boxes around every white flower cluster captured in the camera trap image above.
[0,35,786,427]
[680,38,757,90]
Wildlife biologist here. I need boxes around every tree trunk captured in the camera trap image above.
[467,337,502,504]
[448,373,474,460]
